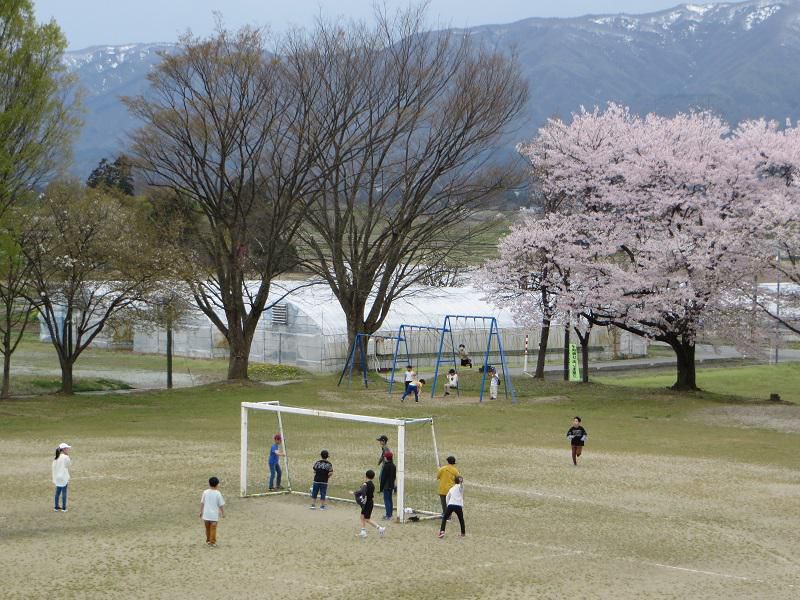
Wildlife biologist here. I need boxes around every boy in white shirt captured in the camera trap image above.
[437,475,465,538]
[200,476,225,547]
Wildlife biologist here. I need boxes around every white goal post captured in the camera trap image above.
[240,401,442,523]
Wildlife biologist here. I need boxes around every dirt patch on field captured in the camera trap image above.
[521,395,571,405]
[691,404,800,434]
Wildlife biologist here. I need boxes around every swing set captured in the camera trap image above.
[386,323,448,395]
[337,333,402,388]
[338,316,516,404]
[430,315,516,404]
[382,315,517,404]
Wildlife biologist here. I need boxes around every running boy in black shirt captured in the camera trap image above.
[310,449,333,510]
[566,416,588,465]
[354,469,385,538]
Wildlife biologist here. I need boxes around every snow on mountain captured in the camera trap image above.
[579,1,786,35]
[60,0,800,178]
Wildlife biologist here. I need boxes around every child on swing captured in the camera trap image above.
[444,369,458,396]
[489,367,500,400]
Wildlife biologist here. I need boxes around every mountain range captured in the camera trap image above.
[62,0,800,179]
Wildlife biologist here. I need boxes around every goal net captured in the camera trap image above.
[240,402,442,522]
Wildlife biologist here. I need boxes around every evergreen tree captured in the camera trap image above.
[86,156,134,195]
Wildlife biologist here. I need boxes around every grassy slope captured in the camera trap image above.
[2,365,796,469]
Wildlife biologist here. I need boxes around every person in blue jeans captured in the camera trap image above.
[401,378,426,402]
[403,365,415,397]
[52,442,72,512]
[268,433,285,490]
[379,451,397,520]
[310,449,333,509]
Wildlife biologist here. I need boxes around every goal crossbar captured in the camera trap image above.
[240,402,439,523]
[241,401,433,427]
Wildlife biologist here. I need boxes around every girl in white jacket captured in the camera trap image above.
[437,476,465,538]
[52,443,72,511]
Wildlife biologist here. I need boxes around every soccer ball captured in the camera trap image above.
[404,507,414,514]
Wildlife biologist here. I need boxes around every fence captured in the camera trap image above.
[132,322,648,374]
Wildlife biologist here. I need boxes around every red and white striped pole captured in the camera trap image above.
[523,334,529,373]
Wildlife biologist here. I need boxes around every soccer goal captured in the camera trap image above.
[240,401,442,523]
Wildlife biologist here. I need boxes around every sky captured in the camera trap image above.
[35,0,729,50]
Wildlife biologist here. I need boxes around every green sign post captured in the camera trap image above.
[568,343,581,382]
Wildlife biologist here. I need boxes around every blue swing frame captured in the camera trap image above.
[386,323,448,396]
[338,333,402,388]
[431,315,516,404]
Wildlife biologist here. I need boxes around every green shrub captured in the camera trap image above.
[248,363,309,381]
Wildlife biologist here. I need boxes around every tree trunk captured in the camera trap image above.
[60,359,74,395]
[669,339,698,391]
[227,350,249,380]
[166,324,173,390]
[227,327,249,380]
[1,347,10,399]
[581,337,590,384]
[534,319,550,379]
[60,316,74,394]
[563,322,570,381]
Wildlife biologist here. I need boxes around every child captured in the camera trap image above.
[268,433,285,490]
[401,378,426,402]
[376,434,391,466]
[200,476,225,547]
[458,344,473,368]
[310,449,333,510]
[379,451,396,520]
[438,475,465,538]
[354,469,385,538]
[489,367,500,400]
[566,416,588,465]
[436,455,460,515]
[52,442,71,512]
[403,365,416,397]
[444,369,458,396]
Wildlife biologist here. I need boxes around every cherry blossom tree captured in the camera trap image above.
[482,210,609,383]
[512,105,746,391]
[482,212,570,379]
[727,119,800,337]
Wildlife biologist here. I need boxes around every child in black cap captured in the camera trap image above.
[376,435,391,465]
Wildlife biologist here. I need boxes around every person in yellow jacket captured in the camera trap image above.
[436,455,460,515]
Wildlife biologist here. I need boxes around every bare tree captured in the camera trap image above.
[290,7,528,348]
[21,181,163,394]
[125,26,319,380]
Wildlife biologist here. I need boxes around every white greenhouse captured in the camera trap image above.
[131,281,648,373]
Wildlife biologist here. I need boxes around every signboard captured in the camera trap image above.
[568,343,581,382]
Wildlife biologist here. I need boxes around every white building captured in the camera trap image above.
[131,281,647,372]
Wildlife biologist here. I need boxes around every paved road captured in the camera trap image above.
[522,344,800,376]
[11,365,204,390]
[15,344,800,392]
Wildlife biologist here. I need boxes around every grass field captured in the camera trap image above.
[3,357,800,599]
